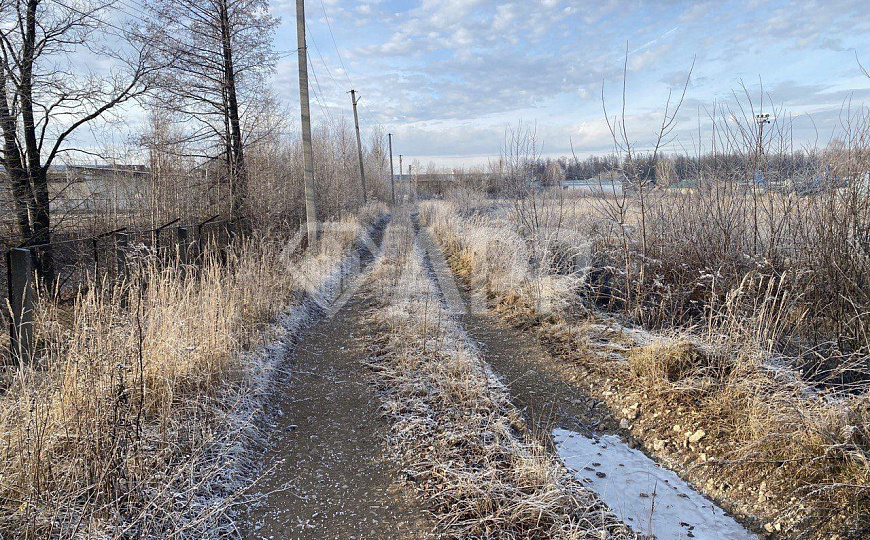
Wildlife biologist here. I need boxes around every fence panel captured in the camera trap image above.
[2,217,241,365]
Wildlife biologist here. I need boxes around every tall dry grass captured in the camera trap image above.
[0,211,373,539]
[424,195,869,539]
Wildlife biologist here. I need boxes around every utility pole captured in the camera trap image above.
[296,0,318,247]
[399,154,403,200]
[388,133,396,205]
[350,89,367,204]
[755,113,770,166]
[752,112,770,257]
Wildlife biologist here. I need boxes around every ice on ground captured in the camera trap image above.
[553,429,758,540]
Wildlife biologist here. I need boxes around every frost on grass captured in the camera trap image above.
[0,208,383,539]
[423,199,870,540]
[368,217,637,540]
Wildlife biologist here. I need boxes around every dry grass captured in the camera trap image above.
[367,213,636,540]
[0,209,380,539]
[425,197,870,540]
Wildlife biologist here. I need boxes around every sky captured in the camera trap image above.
[265,0,870,167]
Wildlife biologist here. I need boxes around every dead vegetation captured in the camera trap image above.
[367,214,637,540]
[0,210,379,539]
[424,198,870,539]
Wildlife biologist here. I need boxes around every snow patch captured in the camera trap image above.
[554,428,758,540]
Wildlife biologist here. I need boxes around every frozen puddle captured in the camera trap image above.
[554,429,758,540]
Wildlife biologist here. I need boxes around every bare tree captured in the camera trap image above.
[597,47,693,314]
[0,0,157,282]
[148,0,278,223]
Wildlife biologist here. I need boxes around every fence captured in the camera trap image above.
[2,215,241,364]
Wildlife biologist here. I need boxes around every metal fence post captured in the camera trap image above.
[154,228,161,261]
[224,222,236,264]
[114,232,130,309]
[7,248,35,364]
[196,215,221,266]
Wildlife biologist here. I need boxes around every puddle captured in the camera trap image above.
[554,429,758,540]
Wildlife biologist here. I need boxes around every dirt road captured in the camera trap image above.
[417,224,604,437]
[244,225,433,540]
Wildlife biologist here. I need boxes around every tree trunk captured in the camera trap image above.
[219,0,248,223]
[16,0,55,284]
[0,71,35,240]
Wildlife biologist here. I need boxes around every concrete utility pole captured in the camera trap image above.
[398,154,403,200]
[755,113,770,165]
[296,0,318,247]
[350,89,367,204]
[388,133,396,204]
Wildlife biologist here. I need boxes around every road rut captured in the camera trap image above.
[244,224,432,540]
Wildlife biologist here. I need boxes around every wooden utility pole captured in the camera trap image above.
[350,89,367,204]
[296,0,318,246]
[388,133,396,204]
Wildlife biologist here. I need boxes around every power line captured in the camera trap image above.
[307,50,336,125]
[314,0,379,128]
[53,0,367,132]
[306,18,378,127]
[317,0,354,88]
[56,0,299,62]
[306,21,347,97]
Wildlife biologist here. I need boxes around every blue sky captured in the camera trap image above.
[268,0,870,166]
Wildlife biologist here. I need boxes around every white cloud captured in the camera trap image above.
[224,0,870,165]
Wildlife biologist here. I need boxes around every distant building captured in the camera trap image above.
[51,164,150,214]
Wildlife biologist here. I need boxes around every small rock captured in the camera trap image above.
[595,471,607,478]
[688,429,706,443]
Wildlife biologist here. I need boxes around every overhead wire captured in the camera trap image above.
[307,49,336,126]
[314,0,380,128]
[51,0,375,135]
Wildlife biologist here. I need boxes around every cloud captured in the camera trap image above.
[268,0,870,165]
